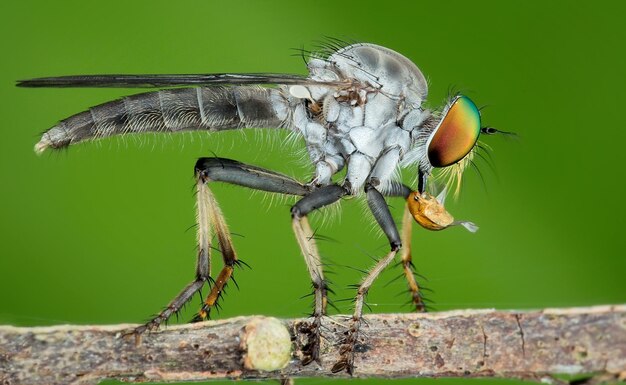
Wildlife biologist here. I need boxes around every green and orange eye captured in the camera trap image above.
[427,95,481,167]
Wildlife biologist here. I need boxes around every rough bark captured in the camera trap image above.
[1,305,625,385]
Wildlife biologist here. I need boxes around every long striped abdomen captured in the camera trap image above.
[35,86,291,152]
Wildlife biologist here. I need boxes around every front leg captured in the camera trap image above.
[332,182,401,374]
[399,205,426,311]
[386,182,427,312]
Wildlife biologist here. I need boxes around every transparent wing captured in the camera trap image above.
[16,73,345,88]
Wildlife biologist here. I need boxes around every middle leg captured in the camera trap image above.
[291,184,349,365]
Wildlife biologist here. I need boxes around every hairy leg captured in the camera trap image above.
[291,184,348,364]
[132,157,309,334]
[385,182,426,312]
[332,182,402,374]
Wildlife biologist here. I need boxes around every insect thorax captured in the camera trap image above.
[290,43,431,193]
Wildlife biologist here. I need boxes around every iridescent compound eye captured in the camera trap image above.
[427,95,481,167]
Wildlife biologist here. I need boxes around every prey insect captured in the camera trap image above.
[18,41,501,374]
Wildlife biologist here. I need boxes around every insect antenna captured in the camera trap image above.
[482,126,519,139]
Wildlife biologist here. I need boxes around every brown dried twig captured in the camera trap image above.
[1,305,625,385]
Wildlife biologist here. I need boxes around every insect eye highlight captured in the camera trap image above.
[427,95,481,167]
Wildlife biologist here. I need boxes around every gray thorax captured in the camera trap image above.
[287,43,432,194]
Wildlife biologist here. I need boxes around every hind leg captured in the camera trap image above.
[132,157,309,334]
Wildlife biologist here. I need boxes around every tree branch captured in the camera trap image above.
[1,305,625,385]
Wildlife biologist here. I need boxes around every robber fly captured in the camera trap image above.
[18,41,501,374]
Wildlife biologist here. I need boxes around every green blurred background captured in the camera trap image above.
[1,1,625,384]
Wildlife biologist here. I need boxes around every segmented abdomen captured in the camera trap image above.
[36,86,291,152]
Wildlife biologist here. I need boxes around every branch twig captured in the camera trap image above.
[1,305,625,385]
